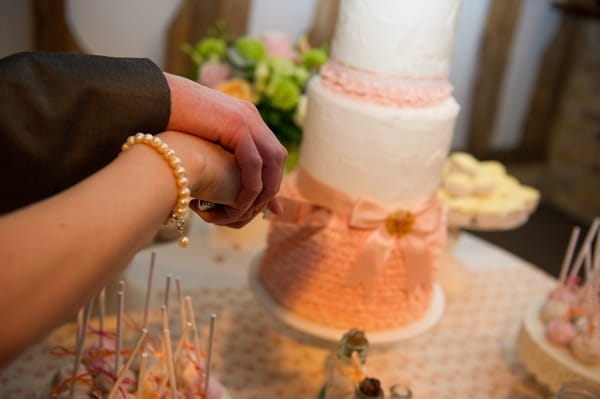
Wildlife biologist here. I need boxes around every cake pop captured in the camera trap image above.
[570,330,600,366]
[541,299,570,323]
[546,318,578,346]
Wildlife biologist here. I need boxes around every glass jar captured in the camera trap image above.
[556,381,600,399]
[390,384,412,399]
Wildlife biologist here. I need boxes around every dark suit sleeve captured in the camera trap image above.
[0,52,171,214]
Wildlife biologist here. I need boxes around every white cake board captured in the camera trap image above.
[248,252,445,344]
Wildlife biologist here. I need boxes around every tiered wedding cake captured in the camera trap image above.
[255,0,462,335]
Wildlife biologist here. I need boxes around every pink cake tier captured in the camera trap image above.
[258,171,447,332]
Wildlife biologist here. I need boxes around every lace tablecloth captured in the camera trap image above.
[0,263,556,399]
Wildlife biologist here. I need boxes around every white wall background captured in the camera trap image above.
[0,0,560,153]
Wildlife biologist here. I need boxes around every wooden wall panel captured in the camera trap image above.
[165,0,252,75]
[467,0,523,157]
[30,0,83,53]
[308,0,340,48]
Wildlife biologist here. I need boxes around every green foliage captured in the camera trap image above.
[185,23,329,151]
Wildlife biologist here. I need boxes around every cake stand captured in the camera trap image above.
[248,252,445,344]
[516,302,600,393]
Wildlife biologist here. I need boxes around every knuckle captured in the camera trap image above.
[246,156,263,171]
[246,181,263,196]
[241,100,259,115]
[227,113,246,133]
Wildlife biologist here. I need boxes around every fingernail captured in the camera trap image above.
[271,198,283,215]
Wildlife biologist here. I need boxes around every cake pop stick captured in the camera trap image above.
[569,218,600,280]
[70,298,94,398]
[142,252,156,329]
[204,313,216,396]
[98,288,106,346]
[594,228,600,272]
[184,296,203,368]
[161,304,169,332]
[115,290,124,375]
[559,226,581,284]
[135,352,148,399]
[75,308,83,345]
[164,274,172,310]
[173,321,192,360]
[175,277,187,332]
[162,328,179,399]
[585,249,593,279]
[106,328,148,399]
[157,322,192,393]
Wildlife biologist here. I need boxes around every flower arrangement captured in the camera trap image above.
[183,23,328,168]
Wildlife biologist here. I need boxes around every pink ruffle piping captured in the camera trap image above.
[320,59,452,107]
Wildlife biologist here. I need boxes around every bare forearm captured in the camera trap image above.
[0,144,175,365]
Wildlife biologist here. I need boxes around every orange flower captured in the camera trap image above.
[215,78,259,104]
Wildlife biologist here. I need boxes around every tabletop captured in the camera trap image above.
[0,217,558,399]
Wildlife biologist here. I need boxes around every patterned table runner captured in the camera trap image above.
[0,265,556,398]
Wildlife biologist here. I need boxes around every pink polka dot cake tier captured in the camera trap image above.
[257,172,447,334]
[255,0,462,339]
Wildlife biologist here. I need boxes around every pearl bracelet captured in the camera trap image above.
[121,133,192,248]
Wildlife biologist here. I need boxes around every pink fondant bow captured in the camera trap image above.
[273,170,447,293]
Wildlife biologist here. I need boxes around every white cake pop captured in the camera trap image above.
[570,330,600,366]
[94,368,136,394]
[573,315,591,334]
[541,299,570,323]
[546,318,578,346]
[548,285,579,307]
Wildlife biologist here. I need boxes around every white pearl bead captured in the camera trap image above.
[121,143,129,151]
[169,156,182,168]
[178,235,189,248]
[178,198,189,207]
[174,166,185,177]
[158,143,169,154]
[166,149,176,158]
[144,134,153,143]
[127,136,136,146]
[152,137,162,146]
[173,206,187,217]
[177,177,188,188]
[135,132,144,141]
[179,188,191,198]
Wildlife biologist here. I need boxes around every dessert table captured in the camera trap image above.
[0,218,558,398]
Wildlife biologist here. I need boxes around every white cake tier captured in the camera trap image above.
[331,0,462,78]
[299,77,459,209]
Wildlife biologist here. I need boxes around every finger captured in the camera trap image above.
[266,197,283,215]
[190,204,254,226]
[252,141,287,210]
[244,107,287,210]
[232,134,263,212]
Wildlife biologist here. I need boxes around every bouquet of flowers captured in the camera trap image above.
[183,23,328,168]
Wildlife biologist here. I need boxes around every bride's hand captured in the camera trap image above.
[164,73,287,223]
[158,131,267,228]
